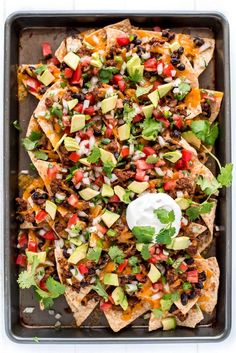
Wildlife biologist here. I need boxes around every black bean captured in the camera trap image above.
[71,93,85,101]
[88,268,96,275]
[64,270,72,278]
[198,271,207,282]
[171,57,180,66]
[80,281,89,288]
[172,129,181,138]
[188,290,197,299]
[162,29,170,38]
[177,63,185,71]
[63,247,70,259]
[32,191,41,200]
[137,45,145,52]
[134,39,142,45]
[193,36,205,47]
[169,303,178,313]
[130,164,136,172]
[185,257,194,265]
[195,281,204,289]
[169,33,175,41]
[181,292,188,306]
[177,46,184,55]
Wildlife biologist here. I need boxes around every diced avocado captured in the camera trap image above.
[99,148,117,166]
[158,83,173,98]
[79,157,91,166]
[54,133,67,152]
[126,54,141,75]
[136,243,144,251]
[118,123,130,141]
[142,104,154,119]
[70,114,85,133]
[147,264,161,283]
[67,99,79,111]
[163,150,182,163]
[63,51,80,70]
[167,236,191,250]
[162,317,176,331]
[64,137,80,151]
[26,251,46,264]
[172,257,185,270]
[101,184,114,197]
[39,69,55,86]
[160,299,172,311]
[69,237,83,246]
[45,200,57,220]
[107,229,117,237]
[128,64,144,80]
[79,188,100,201]
[114,185,126,201]
[175,197,191,210]
[148,90,159,108]
[90,52,103,68]
[182,131,201,149]
[169,41,180,52]
[101,210,120,228]
[111,287,128,310]
[68,243,88,264]
[101,95,118,114]
[128,181,149,194]
[104,273,119,286]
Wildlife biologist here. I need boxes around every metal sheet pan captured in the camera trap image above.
[4,11,231,343]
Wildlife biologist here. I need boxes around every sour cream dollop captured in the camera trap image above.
[126,193,182,239]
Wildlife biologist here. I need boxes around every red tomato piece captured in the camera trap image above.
[85,93,95,105]
[96,224,107,235]
[144,57,158,71]
[78,263,89,274]
[18,233,28,248]
[153,80,161,90]
[163,63,175,77]
[43,230,56,240]
[47,56,60,66]
[153,282,163,291]
[74,103,83,113]
[163,180,176,191]
[118,80,126,92]
[42,42,52,58]
[105,127,114,138]
[70,64,82,85]
[135,169,146,182]
[35,210,48,224]
[179,262,188,272]
[109,195,120,203]
[113,74,123,84]
[73,170,84,183]
[135,273,145,281]
[143,146,156,156]
[182,149,193,162]
[173,115,183,129]
[68,194,79,207]
[39,279,48,291]
[116,35,130,46]
[136,159,153,170]
[121,146,129,158]
[47,165,59,179]
[16,254,26,266]
[187,270,199,283]
[133,114,143,123]
[68,214,79,228]
[69,152,81,163]
[84,106,95,115]
[26,77,42,92]
[28,241,37,252]
[117,259,128,273]
[100,301,112,311]
[64,67,73,79]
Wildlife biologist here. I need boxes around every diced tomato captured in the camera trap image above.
[118,80,126,92]
[156,159,166,167]
[153,26,161,32]
[133,114,143,123]
[135,169,146,182]
[149,246,156,255]
[187,270,199,283]
[25,77,42,92]
[69,152,80,163]
[144,57,158,72]
[35,210,48,224]
[80,56,91,67]
[64,67,73,79]
[47,165,59,179]
[163,180,176,191]
[173,115,183,129]
[155,116,170,128]
[84,106,95,115]
[113,74,123,84]
[182,149,193,162]
[153,81,161,90]
[116,35,130,46]
[85,93,95,105]
[42,230,56,240]
[68,194,79,207]
[136,160,153,170]
[153,282,163,291]
[68,214,79,228]
[121,146,129,158]
[143,146,156,156]
[42,42,52,58]
[78,263,89,274]
[149,253,168,263]
[109,195,120,203]
[108,295,115,305]
[175,159,185,170]
[179,262,188,272]
[28,241,37,252]
[39,279,48,291]
[70,64,82,84]
[96,224,107,235]
[135,273,145,281]
[73,170,84,183]
[100,301,112,311]
[47,56,60,66]
[163,63,175,77]
[94,175,104,187]
[18,233,28,248]
[16,254,26,266]
[105,127,114,138]
[117,259,128,273]
[74,103,83,113]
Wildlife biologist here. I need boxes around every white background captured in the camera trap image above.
[0,0,235,352]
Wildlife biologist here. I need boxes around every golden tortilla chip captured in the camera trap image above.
[200,89,224,123]
[193,38,215,77]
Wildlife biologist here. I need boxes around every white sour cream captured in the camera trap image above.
[126,193,182,239]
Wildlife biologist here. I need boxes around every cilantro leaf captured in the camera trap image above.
[217,163,233,187]
[174,81,191,101]
[129,67,143,83]
[171,291,180,302]
[22,131,42,151]
[102,161,115,179]
[141,244,151,260]
[128,256,139,266]
[152,308,163,318]
[108,245,125,264]
[40,297,54,309]
[156,227,175,245]
[136,85,153,98]
[186,202,214,221]
[142,117,162,141]
[87,246,102,263]
[132,226,155,243]
[33,150,48,161]
[35,64,47,75]
[122,190,132,204]
[154,207,175,224]
[183,282,192,290]
[190,120,219,146]
[17,256,39,289]
[92,279,109,300]
[146,155,159,164]
[197,175,221,195]
[87,146,101,163]
[99,66,118,83]
[45,277,65,296]
[123,103,136,124]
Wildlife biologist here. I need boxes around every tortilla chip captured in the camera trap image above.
[176,55,199,89]
[195,257,220,313]
[174,297,198,315]
[201,200,217,235]
[176,305,204,328]
[148,313,162,331]
[106,28,127,50]
[104,301,151,332]
[184,88,202,119]
[200,89,224,123]
[193,38,215,77]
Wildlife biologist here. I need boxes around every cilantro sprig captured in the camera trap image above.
[190,120,219,146]
[87,146,101,163]
[142,117,162,141]
[108,245,125,264]
[22,131,42,151]
[186,201,214,221]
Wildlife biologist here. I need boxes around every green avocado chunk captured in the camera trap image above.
[162,317,176,330]
[167,236,191,250]
[68,243,88,264]
[147,264,161,283]
[163,150,182,163]
[104,273,119,286]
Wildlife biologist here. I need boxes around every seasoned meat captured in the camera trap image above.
[50,179,62,194]
[24,213,35,223]
[176,177,195,196]
[105,140,119,153]
[16,197,27,212]
[166,269,178,284]
[45,97,53,108]
[115,169,135,182]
